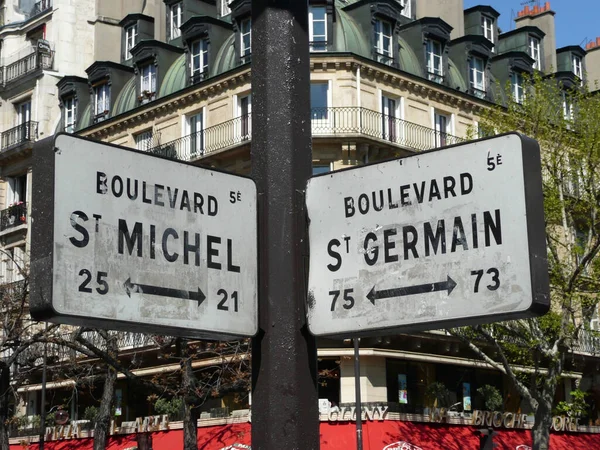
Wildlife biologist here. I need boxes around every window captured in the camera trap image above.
[426,39,443,83]
[191,39,208,84]
[400,0,411,18]
[94,83,110,121]
[238,94,251,141]
[168,2,182,40]
[434,111,450,147]
[17,101,31,142]
[140,63,157,101]
[64,97,77,133]
[186,112,204,156]
[563,92,573,121]
[481,16,493,51]
[240,18,251,59]
[469,56,485,98]
[309,6,327,52]
[220,0,231,17]
[374,19,393,65]
[310,82,330,133]
[528,36,540,70]
[125,24,138,60]
[135,130,153,151]
[591,307,600,331]
[573,54,583,79]
[313,165,330,175]
[510,72,524,104]
[381,95,398,142]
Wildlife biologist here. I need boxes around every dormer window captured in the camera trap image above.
[399,0,411,18]
[220,0,231,17]
[528,36,541,70]
[573,54,582,79]
[374,19,393,65]
[482,16,494,52]
[426,39,443,83]
[240,18,251,60]
[309,6,327,52]
[94,83,110,123]
[191,39,208,84]
[168,2,182,40]
[125,24,138,60]
[469,56,485,98]
[140,63,157,103]
[511,72,524,104]
[64,97,77,133]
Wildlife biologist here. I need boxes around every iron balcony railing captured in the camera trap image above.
[3,51,54,85]
[574,329,600,355]
[0,202,27,231]
[148,107,465,161]
[1,121,38,150]
[31,0,52,17]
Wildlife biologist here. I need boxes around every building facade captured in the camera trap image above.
[1,0,600,445]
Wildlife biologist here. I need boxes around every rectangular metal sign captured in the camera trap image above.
[306,133,549,337]
[30,134,258,339]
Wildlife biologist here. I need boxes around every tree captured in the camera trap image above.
[453,73,600,450]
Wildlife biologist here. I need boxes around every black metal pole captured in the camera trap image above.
[354,338,363,450]
[39,321,47,449]
[250,0,319,448]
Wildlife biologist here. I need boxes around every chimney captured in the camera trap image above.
[515,2,556,72]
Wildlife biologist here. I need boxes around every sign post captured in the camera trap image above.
[306,133,549,337]
[30,134,258,339]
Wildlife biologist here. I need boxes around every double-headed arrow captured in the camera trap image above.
[367,275,457,305]
[124,278,206,306]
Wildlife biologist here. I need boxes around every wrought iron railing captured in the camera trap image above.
[1,121,38,150]
[0,202,27,231]
[190,70,208,85]
[148,107,465,161]
[574,329,600,355]
[3,51,54,85]
[310,40,328,52]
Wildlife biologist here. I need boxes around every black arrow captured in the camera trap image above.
[124,278,206,306]
[367,275,457,305]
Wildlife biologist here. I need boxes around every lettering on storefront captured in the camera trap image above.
[327,405,388,422]
[383,441,423,450]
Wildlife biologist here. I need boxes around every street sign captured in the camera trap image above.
[30,134,258,339]
[306,133,549,337]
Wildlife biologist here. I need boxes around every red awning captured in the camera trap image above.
[10,421,600,449]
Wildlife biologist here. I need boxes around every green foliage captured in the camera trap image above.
[553,389,589,418]
[477,385,503,411]
[425,382,451,408]
[83,406,99,422]
[154,397,184,420]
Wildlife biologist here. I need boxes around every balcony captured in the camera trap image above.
[574,329,600,355]
[30,0,52,17]
[148,107,465,161]
[0,202,27,232]
[0,121,38,151]
[1,50,54,86]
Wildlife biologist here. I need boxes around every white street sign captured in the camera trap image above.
[306,133,549,337]
[31,134,257,339]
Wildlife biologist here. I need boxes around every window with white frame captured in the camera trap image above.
[310,82,330,132]
[135,130,153,151]
[94,83,110,120]
[426,39,443,83]
[510,72,524,104]
[168,2,182,40]
[220,0,231,17]
[186,112,204,155]
[528,36,540,70]
[191,39,208,83]
[469,56,485,98]
[481,16,493,51]
[309,6,327,51]
[238,94,251,140]
[140,63,157,100]
[434,111,451,147]
[381,95,399,142]
[240,18,251,58]
[16,100,31,141]
[563,92,573,121]
[573,54,583,79]
[125,24,138,60]
[591,307,600,331]
[64,96,77,133]
[374,19,393,65]
[399,0,411,18]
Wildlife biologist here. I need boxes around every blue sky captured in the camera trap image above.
[463,0,599,49]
